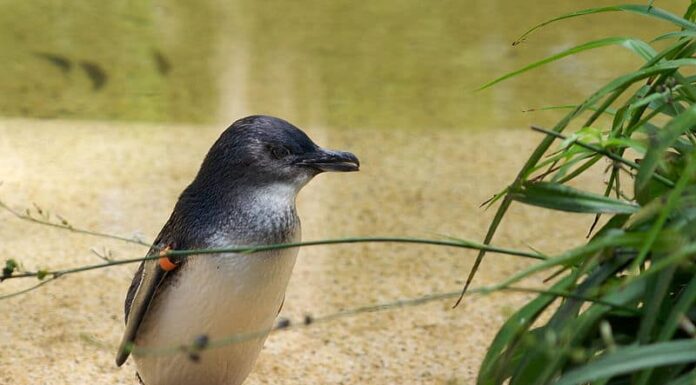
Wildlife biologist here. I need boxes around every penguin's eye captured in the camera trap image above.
[270,145,291,159]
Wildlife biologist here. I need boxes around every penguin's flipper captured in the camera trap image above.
[115,246,174,366]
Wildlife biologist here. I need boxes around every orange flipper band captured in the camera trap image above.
[158,246,178,271]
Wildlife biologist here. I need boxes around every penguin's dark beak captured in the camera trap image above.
[296,148,360,172]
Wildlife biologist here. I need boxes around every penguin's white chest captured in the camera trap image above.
[133,244,298,385]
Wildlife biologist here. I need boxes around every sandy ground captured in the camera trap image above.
[0,119,605,385]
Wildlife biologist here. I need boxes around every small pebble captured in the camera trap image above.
[193,334,209,349]
[303,314,314,325]
[276,317,291,329]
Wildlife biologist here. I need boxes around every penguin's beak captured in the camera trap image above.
[296,148,360,172]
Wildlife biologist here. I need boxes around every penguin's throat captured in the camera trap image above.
[215,182,301,246]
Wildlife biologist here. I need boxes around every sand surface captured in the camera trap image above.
[0,119,605,384]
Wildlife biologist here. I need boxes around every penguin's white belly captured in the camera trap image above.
[133,247,298,385]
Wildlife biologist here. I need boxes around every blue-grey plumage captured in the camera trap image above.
[116,115,359,385]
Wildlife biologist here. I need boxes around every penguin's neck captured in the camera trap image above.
[179,180,301,247]
[241,181,299,216]
[226,182,301,246]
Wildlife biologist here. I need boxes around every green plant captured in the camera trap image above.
[472,3,696,385]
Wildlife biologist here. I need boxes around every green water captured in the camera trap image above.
[0,0,686,128]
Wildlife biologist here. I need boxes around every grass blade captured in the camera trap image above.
[509,182,639,214]
[477,275,576,385]
[652,30,696,42]
[515,5,696,45]
[632,153,696,271]
[479,37,655,90]
[666,369,696,385]
[635,105,696,195]
[554,340,696,385]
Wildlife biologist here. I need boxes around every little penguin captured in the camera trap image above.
[115,115,359,385]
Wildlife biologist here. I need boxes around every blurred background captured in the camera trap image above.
[0,1,686,384]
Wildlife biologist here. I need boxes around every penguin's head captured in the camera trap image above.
[196,115,359,190]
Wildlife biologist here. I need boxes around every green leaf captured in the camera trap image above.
[511,257,636,383]
[477,275,575,385]
[509,182,640,214]
[554,154,603,184]
[658,274,696,341]
[635,105,696,195]
[36,269,48,280]
[488,230,652,293]
[554,340,696,385]
[637,266,676,343]
[640,274,696,384]
[515,5,696,45]
[589,59,696,116]
[602,137,647,153]
[632,152,696,271]
[651,30,696,42]
[479,37,654,90]
[2,259,18,279]
[667,369,696,385]
[523,104,618,116]
[461,25,688,308]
